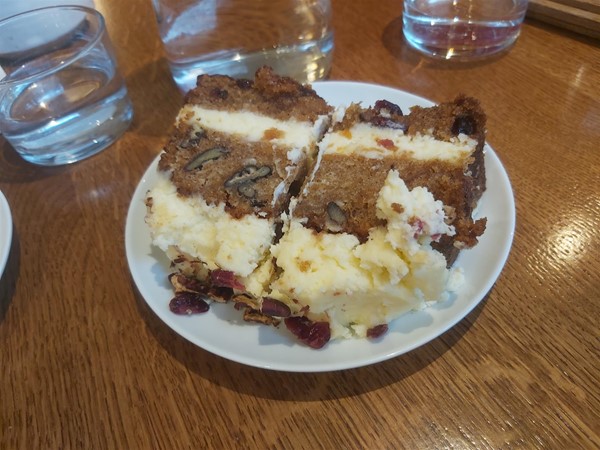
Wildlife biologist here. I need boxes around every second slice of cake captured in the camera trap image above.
[268,97,487,340]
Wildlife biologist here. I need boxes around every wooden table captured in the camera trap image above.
[1,0,598,448]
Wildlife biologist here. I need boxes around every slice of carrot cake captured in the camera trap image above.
[268,97,487,343]
[145,67,331,306]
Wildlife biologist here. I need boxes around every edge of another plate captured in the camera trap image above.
[0,190,13,277]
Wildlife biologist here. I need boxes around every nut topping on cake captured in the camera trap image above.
[325,201,347,232]
[184,147,229,171]
[224,165,272,188]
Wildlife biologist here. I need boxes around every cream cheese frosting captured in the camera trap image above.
[146,173,275,280]
[268,170,461,338]
[320,122,476,161]
[178,105,329,150]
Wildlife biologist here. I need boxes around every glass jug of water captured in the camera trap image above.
[152,0,334,92]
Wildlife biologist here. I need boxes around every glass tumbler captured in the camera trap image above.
[152,0,334,92]
[0,6,133,166]
[403,0,529,61]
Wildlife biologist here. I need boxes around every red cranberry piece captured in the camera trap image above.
[168,273,205,292]
[261,298,291,317]
[374,99,403,116]
[451,114,476,135]
[236,79,253,89]
[408,216,425,238]
[207,286,234,302]
[376,138,395,150]
[169,292,209,315]
[284,316,331,349]
[366,324,388,339]
[210,269,245,290]
[210,87,228,99]
[369,115,408,132]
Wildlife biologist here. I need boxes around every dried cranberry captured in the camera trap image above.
[261,298,291,317]
[284,316,331,349]
[210,88,228,99]
[369,115,408,132]
[207,286,234,303]
[168,273,205,292]
[236,79,253,89]
[451,114,476,135]
[376,138,396,150]
[367,324,388,339]
[408,216,425,238]
[374,99,403,116]
[169,292,210,315]
[210,269,245,290]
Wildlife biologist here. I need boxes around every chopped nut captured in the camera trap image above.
[225,165,272,187]
[443,205,456,223]
[326,201,347,232]
[178,129,206,149]
[261,297,291,317]
[232,293,260,310]
[184,147,228,171]
[243,309,280,326]
[237,183,257,199]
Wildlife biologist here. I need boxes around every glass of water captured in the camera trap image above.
[403,0,529,61]
[152,0,334,93]
[0,6,133,166]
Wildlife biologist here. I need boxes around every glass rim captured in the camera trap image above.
[0,5,106,88]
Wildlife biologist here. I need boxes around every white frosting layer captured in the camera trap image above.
[377,169,455,255]
[320,122,476,161]
[269,170,461,338]
[146,173,275,280]
[178,105,329,150]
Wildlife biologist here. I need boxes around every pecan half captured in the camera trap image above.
[184,146,228,171]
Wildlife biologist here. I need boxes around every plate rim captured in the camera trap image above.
[125,81,516,372]
[0,190,13,278]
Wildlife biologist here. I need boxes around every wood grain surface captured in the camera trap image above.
[1,0,599,448]
[528,0,600,39]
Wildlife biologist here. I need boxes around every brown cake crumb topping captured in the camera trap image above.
[184,66,332,122]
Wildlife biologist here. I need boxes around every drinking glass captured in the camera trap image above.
[0,6,133,166]
[152,0,334,92]
[403,0,529,60]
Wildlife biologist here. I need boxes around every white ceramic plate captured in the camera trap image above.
[125,82,515,372]
[0,190,13,277]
